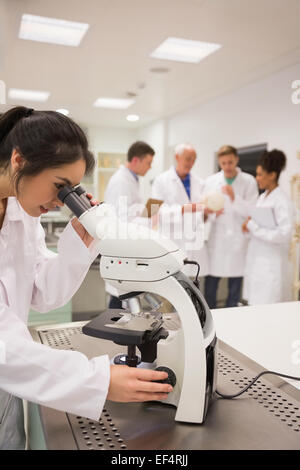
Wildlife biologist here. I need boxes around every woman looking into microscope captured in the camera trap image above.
[0,106,171,450]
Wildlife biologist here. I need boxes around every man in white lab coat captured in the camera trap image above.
[105,141,155,223]
[152,143,209,279]
[204,145,258,308]
[104,141,155,307]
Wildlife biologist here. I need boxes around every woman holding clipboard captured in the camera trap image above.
[242,149,293,305]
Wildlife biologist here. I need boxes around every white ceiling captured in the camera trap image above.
[1,0,300,129]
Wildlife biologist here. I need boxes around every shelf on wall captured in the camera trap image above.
[96,152,127,201]
[98,152,126,169]
[97,167,116,172]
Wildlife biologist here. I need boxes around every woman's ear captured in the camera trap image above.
[10,148,25,172]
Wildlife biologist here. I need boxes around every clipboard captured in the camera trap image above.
[141,198,164,218]
[249,206,277,228]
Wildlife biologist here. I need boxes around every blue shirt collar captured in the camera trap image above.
[176,171,191,200]
[128,168,139,182]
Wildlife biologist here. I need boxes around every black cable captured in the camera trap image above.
[182,259,300,400]
[216,370,300,399]
[183,259,200,287]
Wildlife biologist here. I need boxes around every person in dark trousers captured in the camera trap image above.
[203,145,258,308]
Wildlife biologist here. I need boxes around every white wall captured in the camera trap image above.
[166,61,300,197]
[87,125,136,155]
[86,61,300,201]
[136,119,166,201]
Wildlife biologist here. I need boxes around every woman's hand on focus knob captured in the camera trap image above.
[107,365,173,403]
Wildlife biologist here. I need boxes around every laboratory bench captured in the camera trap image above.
[27,301,300,450]
[212,301,300,391]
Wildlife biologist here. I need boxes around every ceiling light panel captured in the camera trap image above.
[150,37,222,63]
[8,88,50,102]
[126,114,140,122]
[93,98,135,109]
[19,14,89,47]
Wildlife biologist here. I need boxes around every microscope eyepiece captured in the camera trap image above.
[57,184,92,218]
[74,185,87,197]
[57,186,73,203]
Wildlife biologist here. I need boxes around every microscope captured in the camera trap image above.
[58,185,217,424]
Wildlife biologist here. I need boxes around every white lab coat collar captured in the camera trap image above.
[169,165,179,181]
[166,165,192,204]
[169,165,193,182]
[220,167,242,183]
[4,197,26,223]
[120,165,139,184]
[261,186,280,201]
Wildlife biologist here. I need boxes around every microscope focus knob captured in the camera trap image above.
[154,366,177,387]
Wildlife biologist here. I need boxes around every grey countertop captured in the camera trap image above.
[29,316,300,450]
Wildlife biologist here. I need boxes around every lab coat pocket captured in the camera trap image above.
[0,391,25,450]
[0,389,12,425]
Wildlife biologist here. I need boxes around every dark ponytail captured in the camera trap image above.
[258,149,286,182]
[0,106,95,190]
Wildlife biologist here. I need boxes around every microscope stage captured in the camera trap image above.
[82,309,166,346]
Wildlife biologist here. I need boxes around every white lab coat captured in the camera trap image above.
[0,197,110,421]
[152,166,209,277]
[204,168,259,277]
[104,165,150,296]
[243,187,293,305]
[104,165,149,226]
